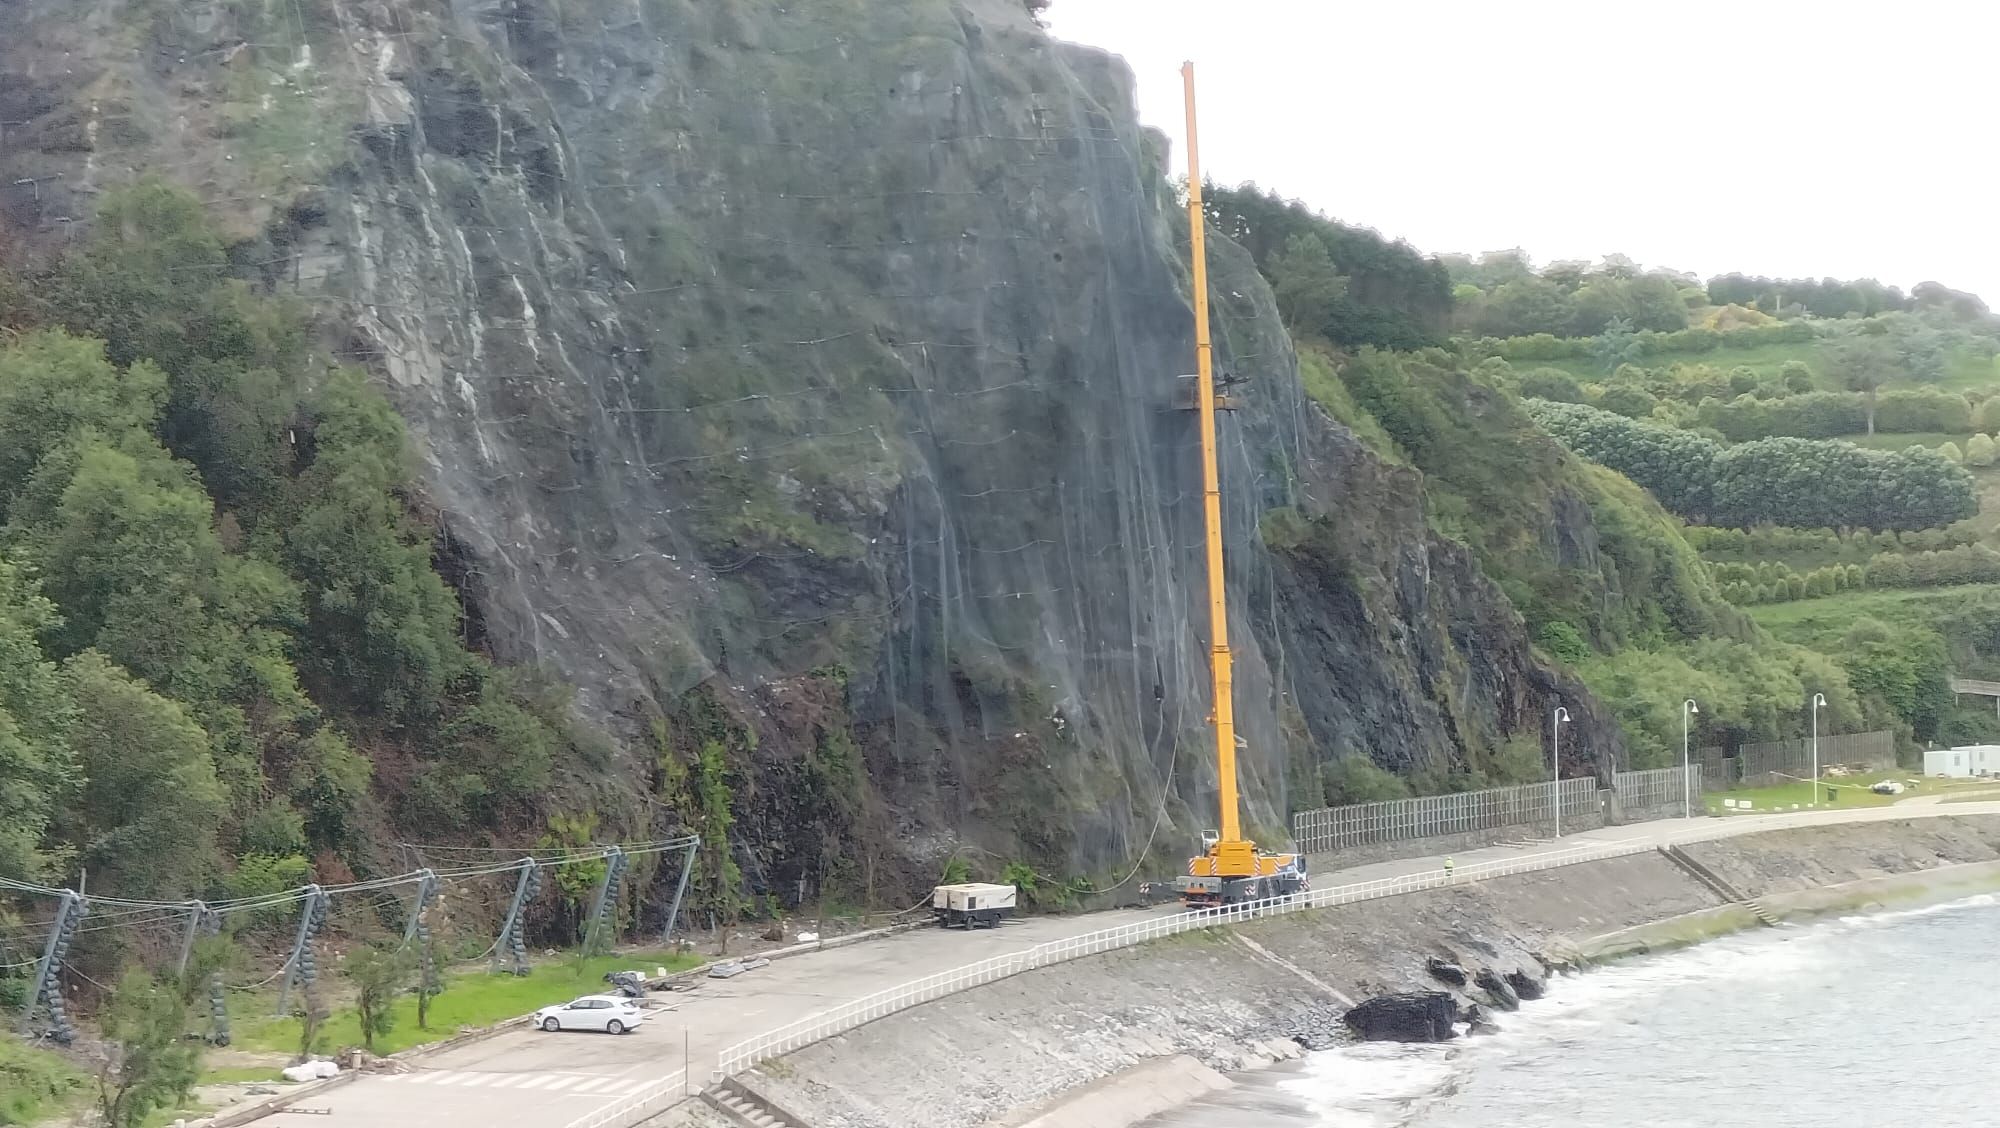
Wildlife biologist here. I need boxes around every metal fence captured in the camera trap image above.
[1292,776,1600,855]
[1613,765,1702,819]
[564,1070,687,1128]
[1697,731,1894,790]
[711,837,1659,1077]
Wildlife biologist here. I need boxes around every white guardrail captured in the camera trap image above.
[567,1068,687,1128]
[711,837,1656,1075]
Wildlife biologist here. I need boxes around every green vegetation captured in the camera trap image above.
[0,180,596,914]
[0,1035,87,1126]
[97,968,206,1128]
[1202,184,1451,350]
[233,947,701,1058]
[1702,770,1955,814]
[1527,400,1977,531]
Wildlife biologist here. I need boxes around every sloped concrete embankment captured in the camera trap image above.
[657,816,2000,1128]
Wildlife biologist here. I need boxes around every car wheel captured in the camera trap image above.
[606,1020,625,1035]
[542,1017,561,1032]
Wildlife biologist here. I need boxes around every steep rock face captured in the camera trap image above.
[0,0,1617,891]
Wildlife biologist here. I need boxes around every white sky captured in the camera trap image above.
[1049,1,1999,302]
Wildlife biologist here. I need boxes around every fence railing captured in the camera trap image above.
[712,837,1656,1076]
[1612,765,1702,816]
[1698,731,1894,790]
[564,1069,687,1128]
[1293,775,1600,855]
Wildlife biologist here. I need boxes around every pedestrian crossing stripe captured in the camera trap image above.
[382,1072,651,1094]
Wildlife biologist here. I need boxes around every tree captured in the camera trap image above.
[1519,367,1585,403]
[0,557,75,882]
[344,944,412,1053]
[1967,433,1996,467]
[1978,396,2000,434]
[1318,755,1411,805]
[282,371,469,728]
[64,651,225,897]
[0,330,165,516]
[97,969,203,1128]
[1590,317,1641,373]
[1939,441,1965,464]
[1827,335,1899,434]
[1268,233,1350,332]
[1779,360,1815,393]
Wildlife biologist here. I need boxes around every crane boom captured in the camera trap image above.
[1166,63,1304,909]
[1181,62,1240,849]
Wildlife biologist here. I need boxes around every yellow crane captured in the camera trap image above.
[1170,63,1305,908]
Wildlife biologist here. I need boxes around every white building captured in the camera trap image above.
[1925,745,2000,778]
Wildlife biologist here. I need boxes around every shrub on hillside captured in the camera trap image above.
[1528,401,1977,531]
[1968,432,1997,467]
[1939,441,1965,464]
[1518,367,1586,403]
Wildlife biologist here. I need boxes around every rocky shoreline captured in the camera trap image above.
[1264,952,1562,1050]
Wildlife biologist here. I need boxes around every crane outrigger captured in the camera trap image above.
[1166,63,1305,909]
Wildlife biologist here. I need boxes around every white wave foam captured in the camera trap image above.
[1832,891,1997,929]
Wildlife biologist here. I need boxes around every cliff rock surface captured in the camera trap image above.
[0,0,1615,892]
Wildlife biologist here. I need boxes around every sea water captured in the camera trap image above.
[1150,894,2000,1127]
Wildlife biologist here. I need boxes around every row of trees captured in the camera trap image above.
[1687,523,1976,560]
[1717,546,2000,608]
[1705,274,1911,320]
[1526,401,1979,531]
[1201,183,1452,350]
[1691,387,1976,441]
[1477,319,1818,364]
[1715,561,1865,605]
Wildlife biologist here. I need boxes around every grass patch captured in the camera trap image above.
[0,1034,88,1126]
[1705,769,2000,814]
[232,948,702,1058]
[1829,430,1973,452]
[1747,585,2000,640]
[1704,769,1909,814]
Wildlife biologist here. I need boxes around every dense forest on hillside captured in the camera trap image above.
[0,183,600,908]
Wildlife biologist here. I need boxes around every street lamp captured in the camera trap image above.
[1811,692,1827,808]
[1682,699,1699,819]
[1552,706,1571,838]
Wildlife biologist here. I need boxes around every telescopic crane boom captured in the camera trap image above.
[1170,62,1304,908]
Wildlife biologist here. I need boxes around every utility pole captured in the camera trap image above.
[275,886,328,1016]
[21,891,85,1043]
[584,848,627,955]
[1551,707,1571,838]
[660,838,698,947]
[495,858,542,977]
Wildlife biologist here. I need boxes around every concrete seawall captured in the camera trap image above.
[661,815,2000,1128]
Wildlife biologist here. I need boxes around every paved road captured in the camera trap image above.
[252,801,2000,1128]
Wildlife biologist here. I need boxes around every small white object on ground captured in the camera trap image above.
[798,931,820,943]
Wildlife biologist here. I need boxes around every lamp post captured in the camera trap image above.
[1552,706,1571,838]
[1682,699,1699,819]
[1811,692,1827,807]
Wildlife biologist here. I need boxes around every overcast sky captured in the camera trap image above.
[1049,1,1999,302]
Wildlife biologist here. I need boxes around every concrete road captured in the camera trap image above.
[253,800,2000,1128]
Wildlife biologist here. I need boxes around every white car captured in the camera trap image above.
[532,994,645,1035]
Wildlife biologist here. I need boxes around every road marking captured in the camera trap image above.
[456,1074,495,1087]
[541,1076,584,1091]
[570,1077,614,1093]
[513,1075,556,1089]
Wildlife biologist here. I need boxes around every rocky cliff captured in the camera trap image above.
[0,0,1617,895]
